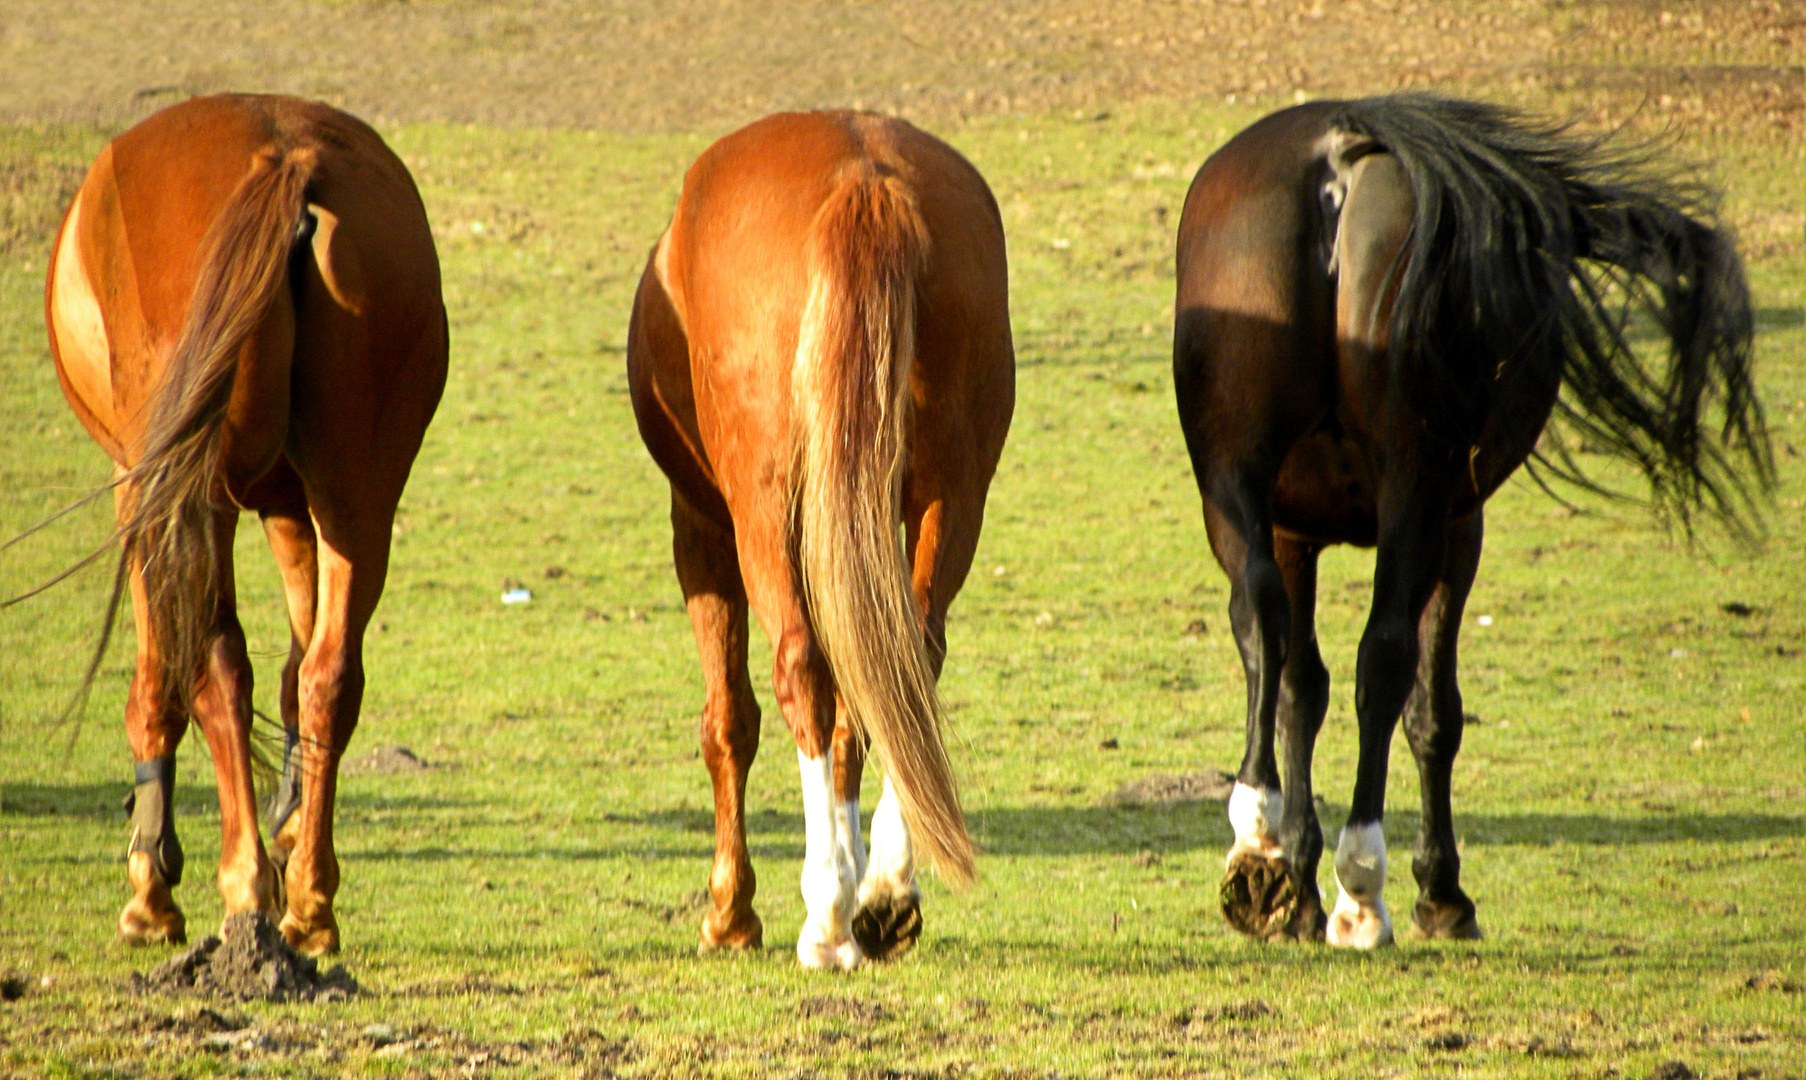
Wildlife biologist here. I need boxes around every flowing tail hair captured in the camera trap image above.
[104,142,317,720]
[1332,93,1773,538]
[790,162,977,885]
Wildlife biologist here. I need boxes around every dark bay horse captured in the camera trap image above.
[45,94,447,954]
[627,110,1014,969]
[1173,95,1768,946]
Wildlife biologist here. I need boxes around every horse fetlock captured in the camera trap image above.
[278,905,340,957]
[127,756,184,887]
[217,849,283,921]
[699,907,764,953]
[1411,893,1483,941]
[1327,821,1393,947]
[1226,782,1286,865]
[118,851,187,946]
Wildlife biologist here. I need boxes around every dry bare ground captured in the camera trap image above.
[1,0,1800,137]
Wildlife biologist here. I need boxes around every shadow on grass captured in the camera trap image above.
[9,785,1798,858]
[0,782,477,819]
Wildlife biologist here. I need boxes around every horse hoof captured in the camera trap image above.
[1220,849,1304,941]
[278,912,340,957]
[118,901,187,947]
[1327,895,1394,948]
[796,932,863,971]
[699,910,764,953]
[851,889,922,962]
[1411,897,1483,941]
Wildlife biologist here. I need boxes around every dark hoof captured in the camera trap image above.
[1412,895,1483,941]
[851,890,922,962]
[1220,850,1325,942]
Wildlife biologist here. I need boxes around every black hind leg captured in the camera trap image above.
[1404,511,1484,940]
[1200,484,1333,942]
[1270,535,1330,941]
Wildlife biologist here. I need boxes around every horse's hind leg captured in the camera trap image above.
[1403,511,1484,940]
[843,482,983,961]
[1331,476,1452,948]
[1197,483,1298,939]
[734,500,863,970]
[1267,534,1331,941]
[116,478,190,946]
[188,509,283,929]
[672,494,765,953]
[258,471,318,884]
[276,494,393,956]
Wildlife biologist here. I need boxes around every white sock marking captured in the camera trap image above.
[1226,781,1285,864]
[796,749,861,970]
[858,777,917,909]
[1328,820,1394,948]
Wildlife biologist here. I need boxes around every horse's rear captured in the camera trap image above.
[628,111,1013,969]
[46,94,446,954]
[1174,96,1765,947]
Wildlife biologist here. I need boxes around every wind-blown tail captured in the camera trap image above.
[791,165,976,885]
[116,144,315,715]
[1333,94,1772,536]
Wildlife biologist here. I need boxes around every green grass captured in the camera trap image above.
[1,101,1802,1078]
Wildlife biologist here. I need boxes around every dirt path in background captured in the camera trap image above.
[1,0,1799,137]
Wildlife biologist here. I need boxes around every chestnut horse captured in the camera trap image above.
[45,94,447,954]
[1174,95,1768,946]
[628,111,1013,969]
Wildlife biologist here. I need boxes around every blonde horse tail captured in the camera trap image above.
[117,142,316,718]
[791,164,976,886]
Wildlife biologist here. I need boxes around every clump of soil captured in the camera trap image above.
[132,912,358,1003]
[1106,770,1235,807]
[342,744,432,777]
[798,996,890,1023]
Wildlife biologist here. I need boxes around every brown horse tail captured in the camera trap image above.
[791,162,976,886]
[118,141,317,717]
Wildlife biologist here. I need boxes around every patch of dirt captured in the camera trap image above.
[341,743,432,776]
[1106,770,1235,807]
[1172,1000,1274,1028]
[132,912,359,1003]
[798,996,891,1024]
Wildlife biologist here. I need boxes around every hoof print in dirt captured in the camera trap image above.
[850,893,923,962]
[132,912,359,1003]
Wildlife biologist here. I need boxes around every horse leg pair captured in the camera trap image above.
[676,483,976,968]
[1208,480,1483,945]
[117,465,388,956]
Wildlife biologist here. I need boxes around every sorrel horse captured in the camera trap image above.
[44,94,447,954]
[1173,95,1768,946]
[627,110,1014,969]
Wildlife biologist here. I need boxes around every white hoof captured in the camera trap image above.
[796,927,863,971]
[1327,888,1394,948]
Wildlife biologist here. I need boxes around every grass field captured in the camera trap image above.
[2,84,1803,1080]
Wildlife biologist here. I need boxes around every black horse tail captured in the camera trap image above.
[1331,93,1772,537]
